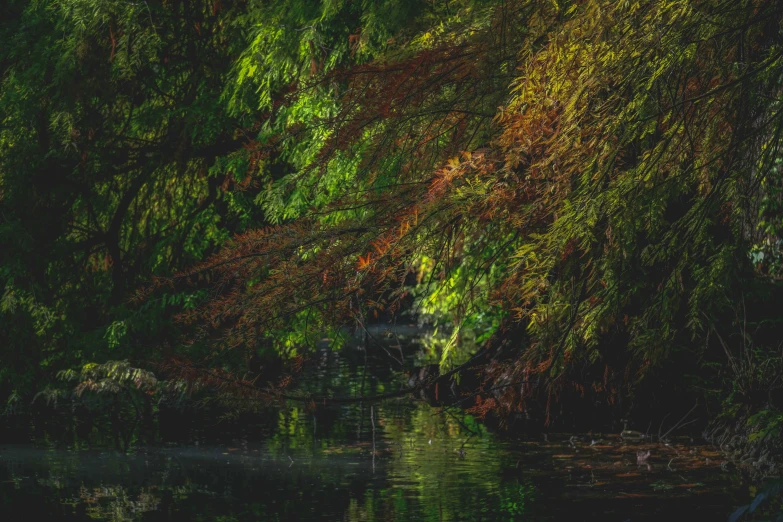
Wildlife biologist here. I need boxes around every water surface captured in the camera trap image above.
[0,333,763,520]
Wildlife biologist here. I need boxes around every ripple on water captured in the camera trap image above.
[0,340,763,520]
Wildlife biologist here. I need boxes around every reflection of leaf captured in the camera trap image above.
[728,505,749,522]
[729,479,783,521]
[749,491,766,513]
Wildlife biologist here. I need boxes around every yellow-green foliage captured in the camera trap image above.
[188,0,783,407]
[5,0,783,418]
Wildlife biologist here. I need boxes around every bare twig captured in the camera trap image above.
[371,405,377,473]
[658,412,671,441]
[661,403,698,440]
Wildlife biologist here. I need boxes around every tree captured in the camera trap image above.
[4,0,783,431]
[167,0,783,421]
[0,0,263,398]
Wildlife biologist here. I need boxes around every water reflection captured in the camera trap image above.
[0,334,766,520]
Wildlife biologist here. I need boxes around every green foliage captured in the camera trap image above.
[58,360,158,397]
[193,0,783,418]
[751,164,783,278]
[0,0,267,402]
[747,410,783,443]
[5,0,783,430]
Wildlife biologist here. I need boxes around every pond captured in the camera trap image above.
[0,329,771,521]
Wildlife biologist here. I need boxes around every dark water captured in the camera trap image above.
[0,331,769,521]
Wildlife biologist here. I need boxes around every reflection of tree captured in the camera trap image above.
[2,345,538,521]
[75,485,160,521]
[30,464,202,522]
[4,345,538,520]
[255,344,538,520]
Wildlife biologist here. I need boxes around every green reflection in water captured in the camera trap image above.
[0,337,764,520]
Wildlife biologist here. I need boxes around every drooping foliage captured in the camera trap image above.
[0,0,263,400]
[3,0,783,430]
[168,0,783,417]
[0,0,444,400]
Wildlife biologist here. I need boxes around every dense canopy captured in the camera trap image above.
[2,0,783,439]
